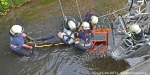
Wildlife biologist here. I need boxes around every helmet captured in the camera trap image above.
[10,25,24,36]
[90,16,98,25]
[68,21,76,30]
[82,22,90,30]
[128,24,141,34]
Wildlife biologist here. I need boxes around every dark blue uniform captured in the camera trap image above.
[10,33,32,56]
[78,30,92,41]
[83,10,95,30]
[63,16,79,30]
[74,30,92,50]
[133,30,143,41]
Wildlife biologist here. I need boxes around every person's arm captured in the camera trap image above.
[78,26,82,32]
[22,33,27,38]
[22,33,32,38]
[22,44,33,50]
[22,32,34,42]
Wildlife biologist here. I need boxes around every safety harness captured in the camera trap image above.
[62,31,75,44]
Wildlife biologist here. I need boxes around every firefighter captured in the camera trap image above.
[33,30,75,46]
[74,22,92,51]
[83,10,98,30]
[63,16,80,31]
[128,24,143,41]
[9,25,33,56]
[78,10,98,37]
[125,24,144,46]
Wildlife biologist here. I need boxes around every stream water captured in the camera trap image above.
[0,1,129,74]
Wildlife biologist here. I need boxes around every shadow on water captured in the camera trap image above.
[0,0,130,75]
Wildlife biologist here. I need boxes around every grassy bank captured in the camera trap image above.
[0,0,128,30]
[96,0,127,12]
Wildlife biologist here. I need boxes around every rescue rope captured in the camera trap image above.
[98,0,145,18]
[75,0,82,22]
[98,8,126,18]
[58,0,65,18]
[125,20,150,23]
[59,0,83,22]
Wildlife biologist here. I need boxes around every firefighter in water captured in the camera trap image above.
[63,16,80,31]
[9,25,33,56]
[78,10,99,37]
[74,22,93,51]
[83,10,98,30]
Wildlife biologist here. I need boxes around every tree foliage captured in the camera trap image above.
[0,0,30,15]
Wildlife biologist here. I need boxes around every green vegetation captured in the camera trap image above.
[0,0,30,15]
[96,0,127,12]
[97,0,111,10]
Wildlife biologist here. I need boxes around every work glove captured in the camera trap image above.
[75,41,79,44]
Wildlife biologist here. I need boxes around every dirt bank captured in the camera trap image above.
[0,0,127,28]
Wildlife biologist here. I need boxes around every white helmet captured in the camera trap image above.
[90,16,98,25]
[82,22,90,30]
[68,21,76,30]
[10,25,24,36]
[128,24,141,34]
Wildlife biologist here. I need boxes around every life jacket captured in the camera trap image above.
[84,10,95,22]
[61,30,75,45]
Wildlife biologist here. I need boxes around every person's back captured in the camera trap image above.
[78,30,91,42]
[84,10,95,22]
[63,16,80,30]
[75,22,92,51]
[83,10,98,30]
[10,33,24,51]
